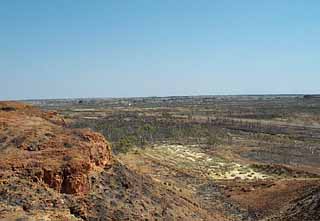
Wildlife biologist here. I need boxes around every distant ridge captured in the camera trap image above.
[303,95,320,99]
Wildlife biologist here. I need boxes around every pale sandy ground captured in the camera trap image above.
[146,144,270,180]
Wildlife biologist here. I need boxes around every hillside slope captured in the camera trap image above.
[0,102,224,220]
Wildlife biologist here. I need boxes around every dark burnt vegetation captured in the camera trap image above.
[66,95,320,168]
[71,112,230,154]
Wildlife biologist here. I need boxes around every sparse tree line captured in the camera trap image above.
[70,113,232,154]
[70,109,320,159]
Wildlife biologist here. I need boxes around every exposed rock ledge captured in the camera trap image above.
[0,101,112,195]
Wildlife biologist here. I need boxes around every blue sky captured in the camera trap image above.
[1,0,319,100]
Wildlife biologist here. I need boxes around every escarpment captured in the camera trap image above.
[0,101,112,195]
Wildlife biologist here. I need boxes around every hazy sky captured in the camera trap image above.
[1,0,319,100]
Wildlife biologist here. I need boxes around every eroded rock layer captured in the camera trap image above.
[0,101,112,195]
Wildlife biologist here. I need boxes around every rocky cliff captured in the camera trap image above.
[0,101,112,195]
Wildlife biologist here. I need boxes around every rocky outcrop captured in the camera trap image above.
[0,101,112,195]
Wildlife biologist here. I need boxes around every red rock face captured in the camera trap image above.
[43,169,63,192]
[0,101,112,195]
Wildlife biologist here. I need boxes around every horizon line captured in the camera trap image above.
[4,93,319,102]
